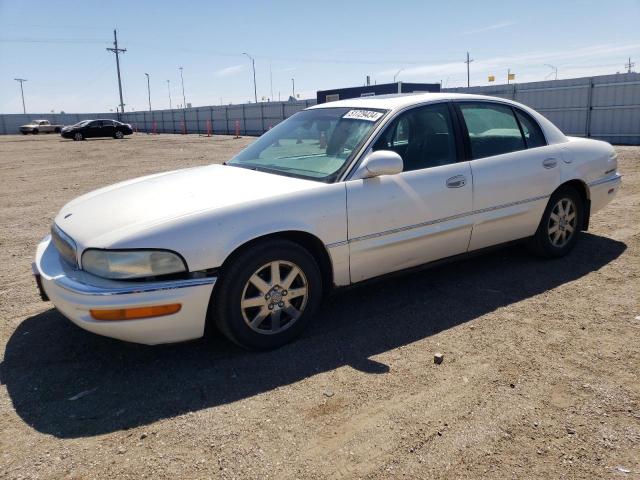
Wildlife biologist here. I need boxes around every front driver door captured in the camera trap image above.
[346,102,474,283]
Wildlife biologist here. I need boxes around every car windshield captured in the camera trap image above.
[227,107,387,182]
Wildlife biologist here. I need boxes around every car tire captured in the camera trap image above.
[74,132,83,141]
[212,239,323,350]
[528,185,583,258]
[114,130,124,139]
[21,131,28,135]
[32,129,39,135]
[54,127,61,134]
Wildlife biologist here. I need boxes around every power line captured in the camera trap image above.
[14,78,27,114]
[106,29,126,114]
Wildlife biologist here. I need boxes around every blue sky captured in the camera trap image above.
[1,0,639,113]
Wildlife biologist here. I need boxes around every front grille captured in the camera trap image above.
[51,224,78,268]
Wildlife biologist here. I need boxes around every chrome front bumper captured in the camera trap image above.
[33,235,217,345]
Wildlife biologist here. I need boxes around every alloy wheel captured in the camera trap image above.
[547,197,577,248]
[240,260,308,335]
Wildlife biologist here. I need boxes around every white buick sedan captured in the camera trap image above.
[33,93,621,349]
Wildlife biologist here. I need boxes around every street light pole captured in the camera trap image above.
[242,53,258,103]
[291,78,295,99]
[179,67,187,109]
[167,80,172,109]
[393,68,404,82]
[144,73,152,111]
[14,78,27,114]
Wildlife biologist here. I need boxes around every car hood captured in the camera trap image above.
[54,164,322,248]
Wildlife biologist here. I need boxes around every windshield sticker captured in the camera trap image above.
[342,110,383,122]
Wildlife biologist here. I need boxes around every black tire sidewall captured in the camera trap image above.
[213,240,322,350]
[535,186,583,257]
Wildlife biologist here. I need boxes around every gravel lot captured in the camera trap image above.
[0,134,638,479]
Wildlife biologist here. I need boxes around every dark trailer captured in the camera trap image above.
[317,81,441,104]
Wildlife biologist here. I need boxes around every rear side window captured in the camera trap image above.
[515,110,546,148]
[459,103,525,159]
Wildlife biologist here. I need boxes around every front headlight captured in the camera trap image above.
[81,249,187,280]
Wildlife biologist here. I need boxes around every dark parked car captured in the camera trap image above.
[60,119,133,141]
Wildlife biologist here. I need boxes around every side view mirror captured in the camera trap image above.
[352,150,403,180]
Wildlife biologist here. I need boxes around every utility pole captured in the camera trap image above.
[242,53,258,103]
[465,52,473,88]
[625,57,635,73]
[166,80,172,109]
[291,78,295,99]
[14,78,27,114]
[106,29,126,113]
[507,68,511,85]
[179,67,187,109]
[144,73,152,111]
[269,61,274,101]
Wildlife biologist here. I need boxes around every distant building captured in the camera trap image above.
[317,82,441,104]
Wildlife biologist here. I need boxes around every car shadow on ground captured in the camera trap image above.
[0,233,626,438]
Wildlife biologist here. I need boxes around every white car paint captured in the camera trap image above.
[33,93,621,345]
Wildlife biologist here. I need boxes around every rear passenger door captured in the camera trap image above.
[455,101,560,251]
[86,121,103,138]
[101,120,116,137]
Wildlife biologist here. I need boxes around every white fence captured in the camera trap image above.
[0,112,118,136]
[1,73,639,144]
[119,100,316,136]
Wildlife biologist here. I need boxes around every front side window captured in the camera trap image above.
[374,102,457,172]
[89,121,103,128]
[228,107,387,182]
[459,102,525,159]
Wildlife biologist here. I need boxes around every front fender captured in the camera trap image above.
[107,182,348,274]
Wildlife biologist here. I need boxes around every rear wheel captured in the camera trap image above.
[529,186,583,258]
[212,239,323,350]
[74,132,83,141]
[54,127,61,134]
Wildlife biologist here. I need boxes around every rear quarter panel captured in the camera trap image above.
[560,137,618,213]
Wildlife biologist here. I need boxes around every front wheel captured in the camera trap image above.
[212,239,323,350]
[73,132,83,141]
[529,186,583,258]
[114,130,124,139]
[32,129,39,135]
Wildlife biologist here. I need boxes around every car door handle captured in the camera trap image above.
[542,158,558,169]
[446,175,467,188]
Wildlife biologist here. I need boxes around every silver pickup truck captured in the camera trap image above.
[20,119,63,135]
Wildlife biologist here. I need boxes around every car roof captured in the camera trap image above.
[309,92,526,111]
[308,92,568,145]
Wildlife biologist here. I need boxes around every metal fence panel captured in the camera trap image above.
[2,75,638,143]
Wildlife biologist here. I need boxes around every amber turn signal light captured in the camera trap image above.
[90,303,181,321]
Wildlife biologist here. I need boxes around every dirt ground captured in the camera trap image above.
[0,133,638,479]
